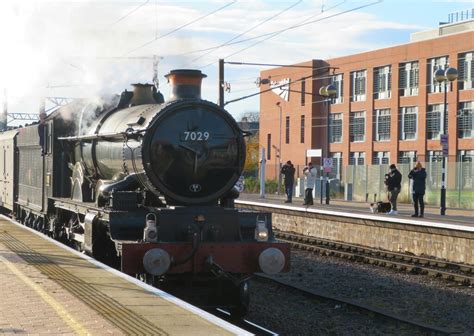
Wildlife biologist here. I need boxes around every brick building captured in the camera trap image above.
[259,16,474,180]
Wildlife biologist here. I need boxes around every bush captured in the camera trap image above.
[243,177,283,194]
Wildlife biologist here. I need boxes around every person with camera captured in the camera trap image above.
[408,162,427,218]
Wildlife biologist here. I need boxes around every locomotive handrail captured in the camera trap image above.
[58,129,146,141]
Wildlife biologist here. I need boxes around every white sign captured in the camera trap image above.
[271,78,290,101]
[306,149,322,157]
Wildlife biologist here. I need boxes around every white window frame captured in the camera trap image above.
[398,151,417,164]
[349,152,365,165]
[350,111,366,142]
[373,151,390,165]
[428,56,449,93]
[351,70,366,102]
[374,66,391,99]
[331,74,344,104]
[330,152,342,179]
[400,61,419,96]
[459,52,473,90]
[427,104,448,140]
[458,101,474,139]
[329,113,343,143]
[400,106,418,140]
[374,109,391,141]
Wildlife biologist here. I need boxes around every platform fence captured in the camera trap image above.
[242,158,474,209]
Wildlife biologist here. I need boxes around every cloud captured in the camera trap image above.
[0,0,426,122]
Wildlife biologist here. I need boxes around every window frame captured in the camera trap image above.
[349,111,366,142]
[329,113,343,143]
[400,106,418,140]
[374,109,391,142]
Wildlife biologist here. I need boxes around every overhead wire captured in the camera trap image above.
[172,0,347,59]
[186,0,304,66]
[199,0,384,69]
[110,0,150,25]
[123,1,237,56]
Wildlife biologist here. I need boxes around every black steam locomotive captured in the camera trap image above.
[0,69,289,315]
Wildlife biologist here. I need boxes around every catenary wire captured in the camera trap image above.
[110,0,150,25]
[186,0,304,67]
[199,0,381,69]
[123,1,237,56]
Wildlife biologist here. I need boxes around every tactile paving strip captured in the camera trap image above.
[0,231,169,336]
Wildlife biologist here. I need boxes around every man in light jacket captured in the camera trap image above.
[303,162,317,205]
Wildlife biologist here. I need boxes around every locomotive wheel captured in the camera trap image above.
[220,279,249,318]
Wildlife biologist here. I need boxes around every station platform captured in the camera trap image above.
[0,216,249,336]
[236,194,474,265]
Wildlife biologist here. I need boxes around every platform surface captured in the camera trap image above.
[0,216,249,336]
[237,193,474,232]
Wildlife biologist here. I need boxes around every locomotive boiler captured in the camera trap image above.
[0,69,290,315]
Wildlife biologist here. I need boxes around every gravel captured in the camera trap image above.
[246,249,474,335]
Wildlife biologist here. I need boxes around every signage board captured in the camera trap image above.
[323,158,333,173]
[306,149,322,157]
[440,134,449,156]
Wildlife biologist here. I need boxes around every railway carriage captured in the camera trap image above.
[0,69,290,315]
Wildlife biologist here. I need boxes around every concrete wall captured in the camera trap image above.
[237,204,474,265]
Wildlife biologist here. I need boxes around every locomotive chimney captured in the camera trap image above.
[165,69,207,100]
[130,83,155,106]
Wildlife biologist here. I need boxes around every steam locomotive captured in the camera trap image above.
[0,69,290,315]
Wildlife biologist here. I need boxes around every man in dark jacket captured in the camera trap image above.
[408,162,427,217]
[280,160,296,203]
[385,164,402,215]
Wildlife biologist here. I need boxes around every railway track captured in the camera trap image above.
[276,231,474,286]
[254,274,462,335]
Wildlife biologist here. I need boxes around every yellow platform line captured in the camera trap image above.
[0,254,89,336]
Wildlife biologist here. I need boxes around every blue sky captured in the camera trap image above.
[0,0,472,123]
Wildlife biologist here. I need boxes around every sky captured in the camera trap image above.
[0,0,472,124]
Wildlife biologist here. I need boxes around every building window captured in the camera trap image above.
[331,73,343,103]
[285,116,290,144]
[398,151,417,164]
[349,152,365,165]
[300,115,305,143]
[428,151,444,187]
[373,151,390,165]
[267,133,271,160]
[458,101,473,139]
[428,56,449,93]
[458,150,473,188]
[350,70,366,102]
[400,61,419,96]
[330,152,342,178]
[300,78,306,106]
[373,66,391,99]
[427,104,448,140]
[374,109,391,141]
[349,111,365,142]
[459,52,474,90]
[329,113,343,143]
[400,106,417,140]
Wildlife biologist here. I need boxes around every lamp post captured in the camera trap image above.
[434,67,458,216]
[318,84,337,204]
[276,102,283,195]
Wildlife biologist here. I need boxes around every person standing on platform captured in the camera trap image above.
[303,162,317,206]
[280,160,296,203]
[408,161,427,218]
[385,164,402,215]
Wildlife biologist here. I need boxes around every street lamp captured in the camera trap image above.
[434,67,458,216]
[276,102,283,195]
[319,84,337,204]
